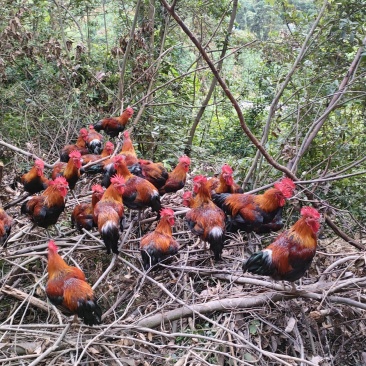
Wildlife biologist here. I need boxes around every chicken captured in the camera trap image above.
[21,159,49,194]
[46,240,102,326]
[140,208,179,270]
[80,141,114,175]
[210,164,244,194]
[182,191,194,208]
[158,156,191,195]
[111,155,162,218]
[93,106,134,138]
[71,185,105,232]
[85,125,103,154]
[120,131,139,166]
[185,175,226,260]
[136,159,169,190]
[60,128,89,162]
[212,177,295,234]
[93,174,125,254]
[0,208,13,247]
[52,150,82,190]
[21,177,69,228]
[242,206,321,286]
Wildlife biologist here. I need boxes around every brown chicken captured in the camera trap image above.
[0,207,13,247]
[120,131,139,166]
[80,141,114,174]
[212,177,295,234]
[21,159,49,194]
[52,150,82,190]
[93,106,134,138]
[71,185,105,232]
[158,156,191,195]
[182,191,194,208]
[60,128,89,162]
[140,208,179,270]
[46,240,102,325]
[242,206,321,288]
[185,175,226,260]
[93,174,125,254]
[85,125,103,154]
[112,155,162,218]
[21,177,69,228]
[135,159,169,190]
[210,164,244,194]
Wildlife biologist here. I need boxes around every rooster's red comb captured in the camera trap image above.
[110,174,125,185]
[92,184,104,193]
[89,125,95,130]
[80,128,88,135]
[274,177,295,198]
[113,155,125,163]
[48,240,58,252]
[193,175,207,184]
[123,131,130,138]
[105,141,114,149]
[182,191,193,199]
[160,208,174,217]
[51,176,69,187]
[69,150,82,159]
[35,159,45,168]
[222,164,233,174]
[300,206,320,219]
[179,156,191,165]
[125,106,134,114]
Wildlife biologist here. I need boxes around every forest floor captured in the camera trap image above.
[0,168,366,366]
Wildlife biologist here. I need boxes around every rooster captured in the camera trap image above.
[111,155,161,218]
[182,191,194,208]
[21,159,49,194]
[85,125,103,154]
[212,177,295,234]
[158,156,191,195]
[0,208,13,247]
[46,240,102,326]
[185,175,226,261]
[120,131,139,166]
[71,185,105,232]
[242,206,321,288]
[93,174,125,254]
[60,128,89,162]
[21,177,69,228]
[210,164,243,194]
[140,208,179,270]
[93,106,134,138]
[80,141,114,175]
[52,150,82,190]
[135,159,169,190]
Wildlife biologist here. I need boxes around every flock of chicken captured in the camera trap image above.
[0,106,322,327]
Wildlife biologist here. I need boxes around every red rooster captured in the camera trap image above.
[242,206,321,288]
[46,240,102,325]
[212,177,295,234]
[186,175,226,261]
[60,128,89,162]
[120,131,139,166]
[136,159,169,190]
[158,156,191,195]
[71,185,105,232]
[0,208,13,247]
[80,141,114,174]
[52,150,82,190]
[93,174,125,254]
[93,106,134,138]
[21,177,69,228]
[182,191,194,208]
[211,164,243,194]
[85,125,103,154]
[21,159,49,194]
[111,155,162,218]
[140,208,179,270]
